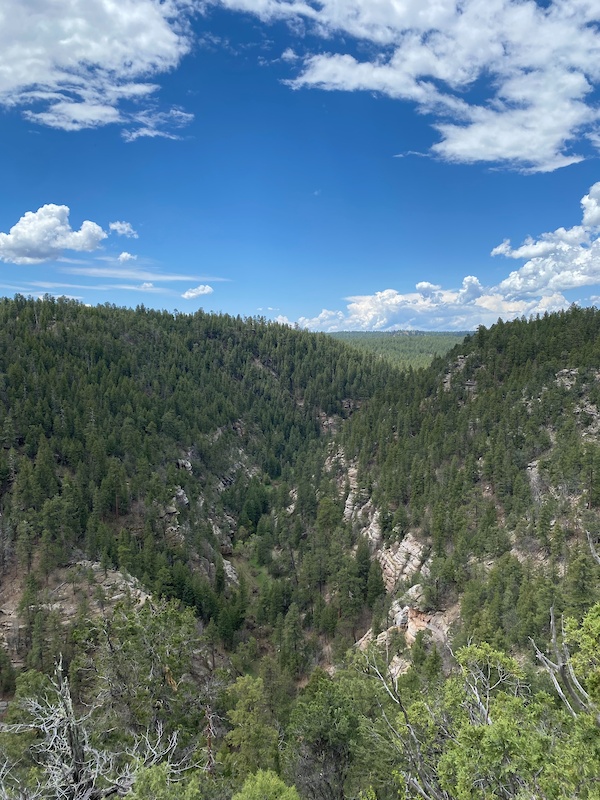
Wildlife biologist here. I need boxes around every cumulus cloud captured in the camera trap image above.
[295,283,566,333]
[492,226,590,261]
[493,181,600,297]
[581,183,600,228]
[0,204,107,264]
[415,282,441,299]
[297,308,345,330]
[182,284,214,299]
[110,221,138,238]
[216,0,600,171]
[293,182,600,331]
[117,252,137,263]
[0,0,197,138]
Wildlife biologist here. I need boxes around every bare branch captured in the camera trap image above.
[0,658,196,799]
[585,529,600,566]
[531,608,596,721]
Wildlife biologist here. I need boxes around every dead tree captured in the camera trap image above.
[0,660,184,800]
[531,607,599,727]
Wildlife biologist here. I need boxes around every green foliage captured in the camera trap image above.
[0,645,15,693]
[126,764,204,800]
[0,295,405,679]
[70,598,203,739]
[366,559,386,609]
[220,675,279,781]
[285,669,360,800]
[566,601,600,706]
[2,300,600,798]
[231,770,300,800]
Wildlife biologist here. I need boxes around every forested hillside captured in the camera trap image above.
[330,330,465,369]
[0,298,598,800]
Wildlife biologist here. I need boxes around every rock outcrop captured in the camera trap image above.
[0,560,150,668]
[377,533,430,593]
[222,559,239,586]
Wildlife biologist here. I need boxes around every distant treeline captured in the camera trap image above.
[330,330,468,369]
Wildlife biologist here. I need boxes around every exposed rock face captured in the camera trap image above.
[326,446,451,662]
[359,503,383,551]
[327,448,432,590]
[443,354,468,391]
[357,598,460,673]
[403,582,426,608]
[356,626,410,676]
[555,368,579,389]
[78,560,151,605]
[212,520,233,555]
[392,603,460,647]
[222,559,239,586]
[377,532,430,593]
[174,486,189,506]
[326,450,384,551]
[527,459,543,504]
[328,449,432,587]
[161,505,178,518]
[388,602,430,646]
[286,488,298,516]
[555,367,600,437]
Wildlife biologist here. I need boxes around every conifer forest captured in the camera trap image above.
[0,295,598,799]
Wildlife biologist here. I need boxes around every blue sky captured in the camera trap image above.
[2,0,600,330]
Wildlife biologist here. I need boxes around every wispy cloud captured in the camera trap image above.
[106,282,172,294]
[122,107,194,141]
[294,182,600,331]
[0,279,172,297]
[0,0,198,139]
[217,0,600,172]
[61,265,206,282]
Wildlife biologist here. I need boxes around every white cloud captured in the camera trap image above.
[182,284,214,299]
[0,204,106,264]
[581,183,600,228]
[457,276,484,304]
[25,101,122,132]
[293,182,600,331]
[117,252,137,263]
[216,0,600,171]
[0,0,198,138]
[62,265,205,282]
[295,284,567,332]
[493,181,600,297]
[0,277,177,297]
[102,282,172,293]
[281,48,298,62]
[415,281,441,298]
[122,107,195,141]
[491,226,589,260]
[110,221,138,238]
[296,308,346,331]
